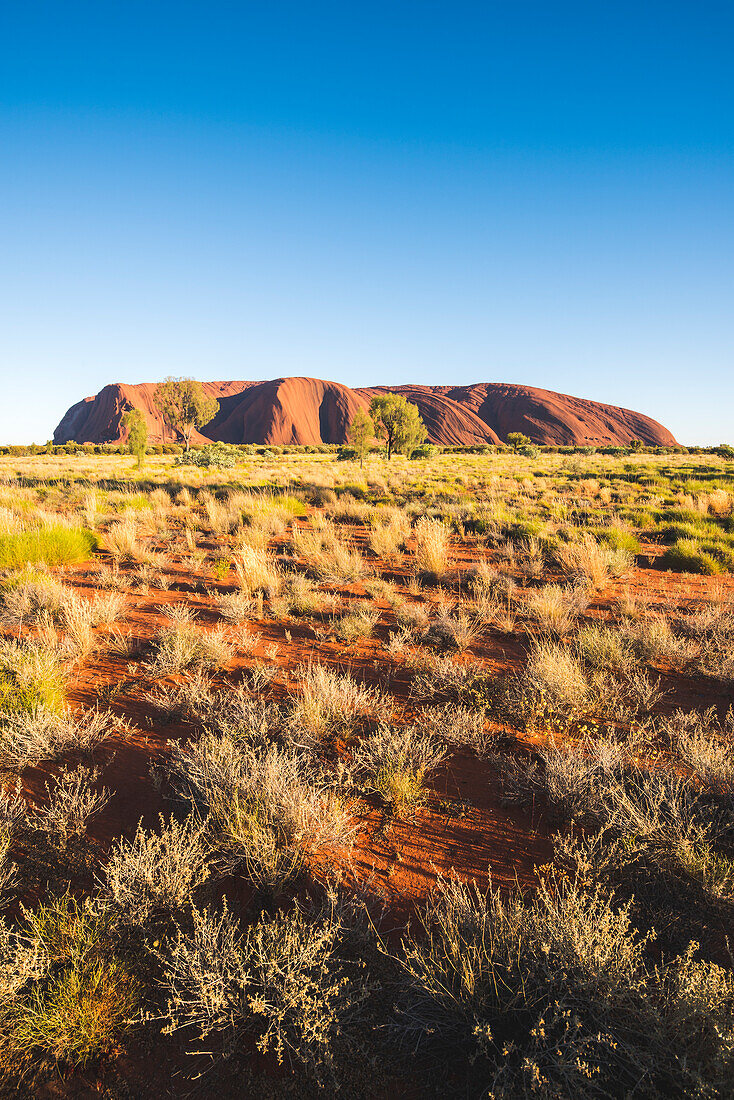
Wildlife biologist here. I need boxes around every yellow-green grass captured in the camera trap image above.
[0,527,100,569]
[0,646,65,715]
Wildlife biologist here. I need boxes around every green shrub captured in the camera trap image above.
[175,443,241,468]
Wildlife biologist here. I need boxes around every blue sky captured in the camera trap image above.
[0,1,732,444]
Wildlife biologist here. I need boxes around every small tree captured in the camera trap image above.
[506,432,531,452]
[122,409,147,469]
[153,377,219,452]
[369,395,425,460]
[347,408,374,467]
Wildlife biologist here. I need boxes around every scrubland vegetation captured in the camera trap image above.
[0,444,733,1097]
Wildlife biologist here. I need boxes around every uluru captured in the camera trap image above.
[53,377,678,448]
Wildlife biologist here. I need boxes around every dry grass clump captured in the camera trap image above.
[233,545,282,596]
[292,521,365,581]
[102,815,210,925]
[556,533,633,590]
[413,517,450,580]
[237,491,305,533]
[0,706,114,769]
[408,652,475,702]
[146,605,232,675]
[158,897,369,1082]
[623,613,694,669]
[421,607,480,652]
[58,591,127,657]
[352,724,445,811]
[274,572,339,618]
[575,623,634,673]
[523,639,589,718]
[168,736,353,891]
[526,583,588,636]
[105,514,146,562]
[0,567,66,625]
[333,601,379,642]
[395,600,432,635]
[289,663,390,745]
[216,589,257,624]
[368,508,410,560]
[394,871,734,1098]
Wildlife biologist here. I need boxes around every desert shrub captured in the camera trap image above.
[34,765,110,847]
[168,736,353,891]
[0,527,99,569]
[0,641,65,714]
[175,443,240,468]
[149,676,283,743]
[413,517,450,580]
[660,708,734,797]
[393,873,734,1098]
[351,724,445,811]
[492,735,626,825]
[146,605,232,675]
[102,815,210,925]
[0,706,113,769]
[0,894,140,1075]
[422,703,499,757]
[0,792,22,905]
[687,605,734,682]
[158,898,370,1082]
[289,663,390,745]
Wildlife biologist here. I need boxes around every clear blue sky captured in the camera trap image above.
[0,1,732,444]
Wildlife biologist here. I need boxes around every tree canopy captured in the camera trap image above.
[347,408,375,467]
[153,377,219,451]
[369,394,425,459]
[122,408,147,468]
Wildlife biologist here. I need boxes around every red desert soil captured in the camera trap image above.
[53,376,678,448]
[5,528,734,1099]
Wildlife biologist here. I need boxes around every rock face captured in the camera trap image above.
[54,377,678,448]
